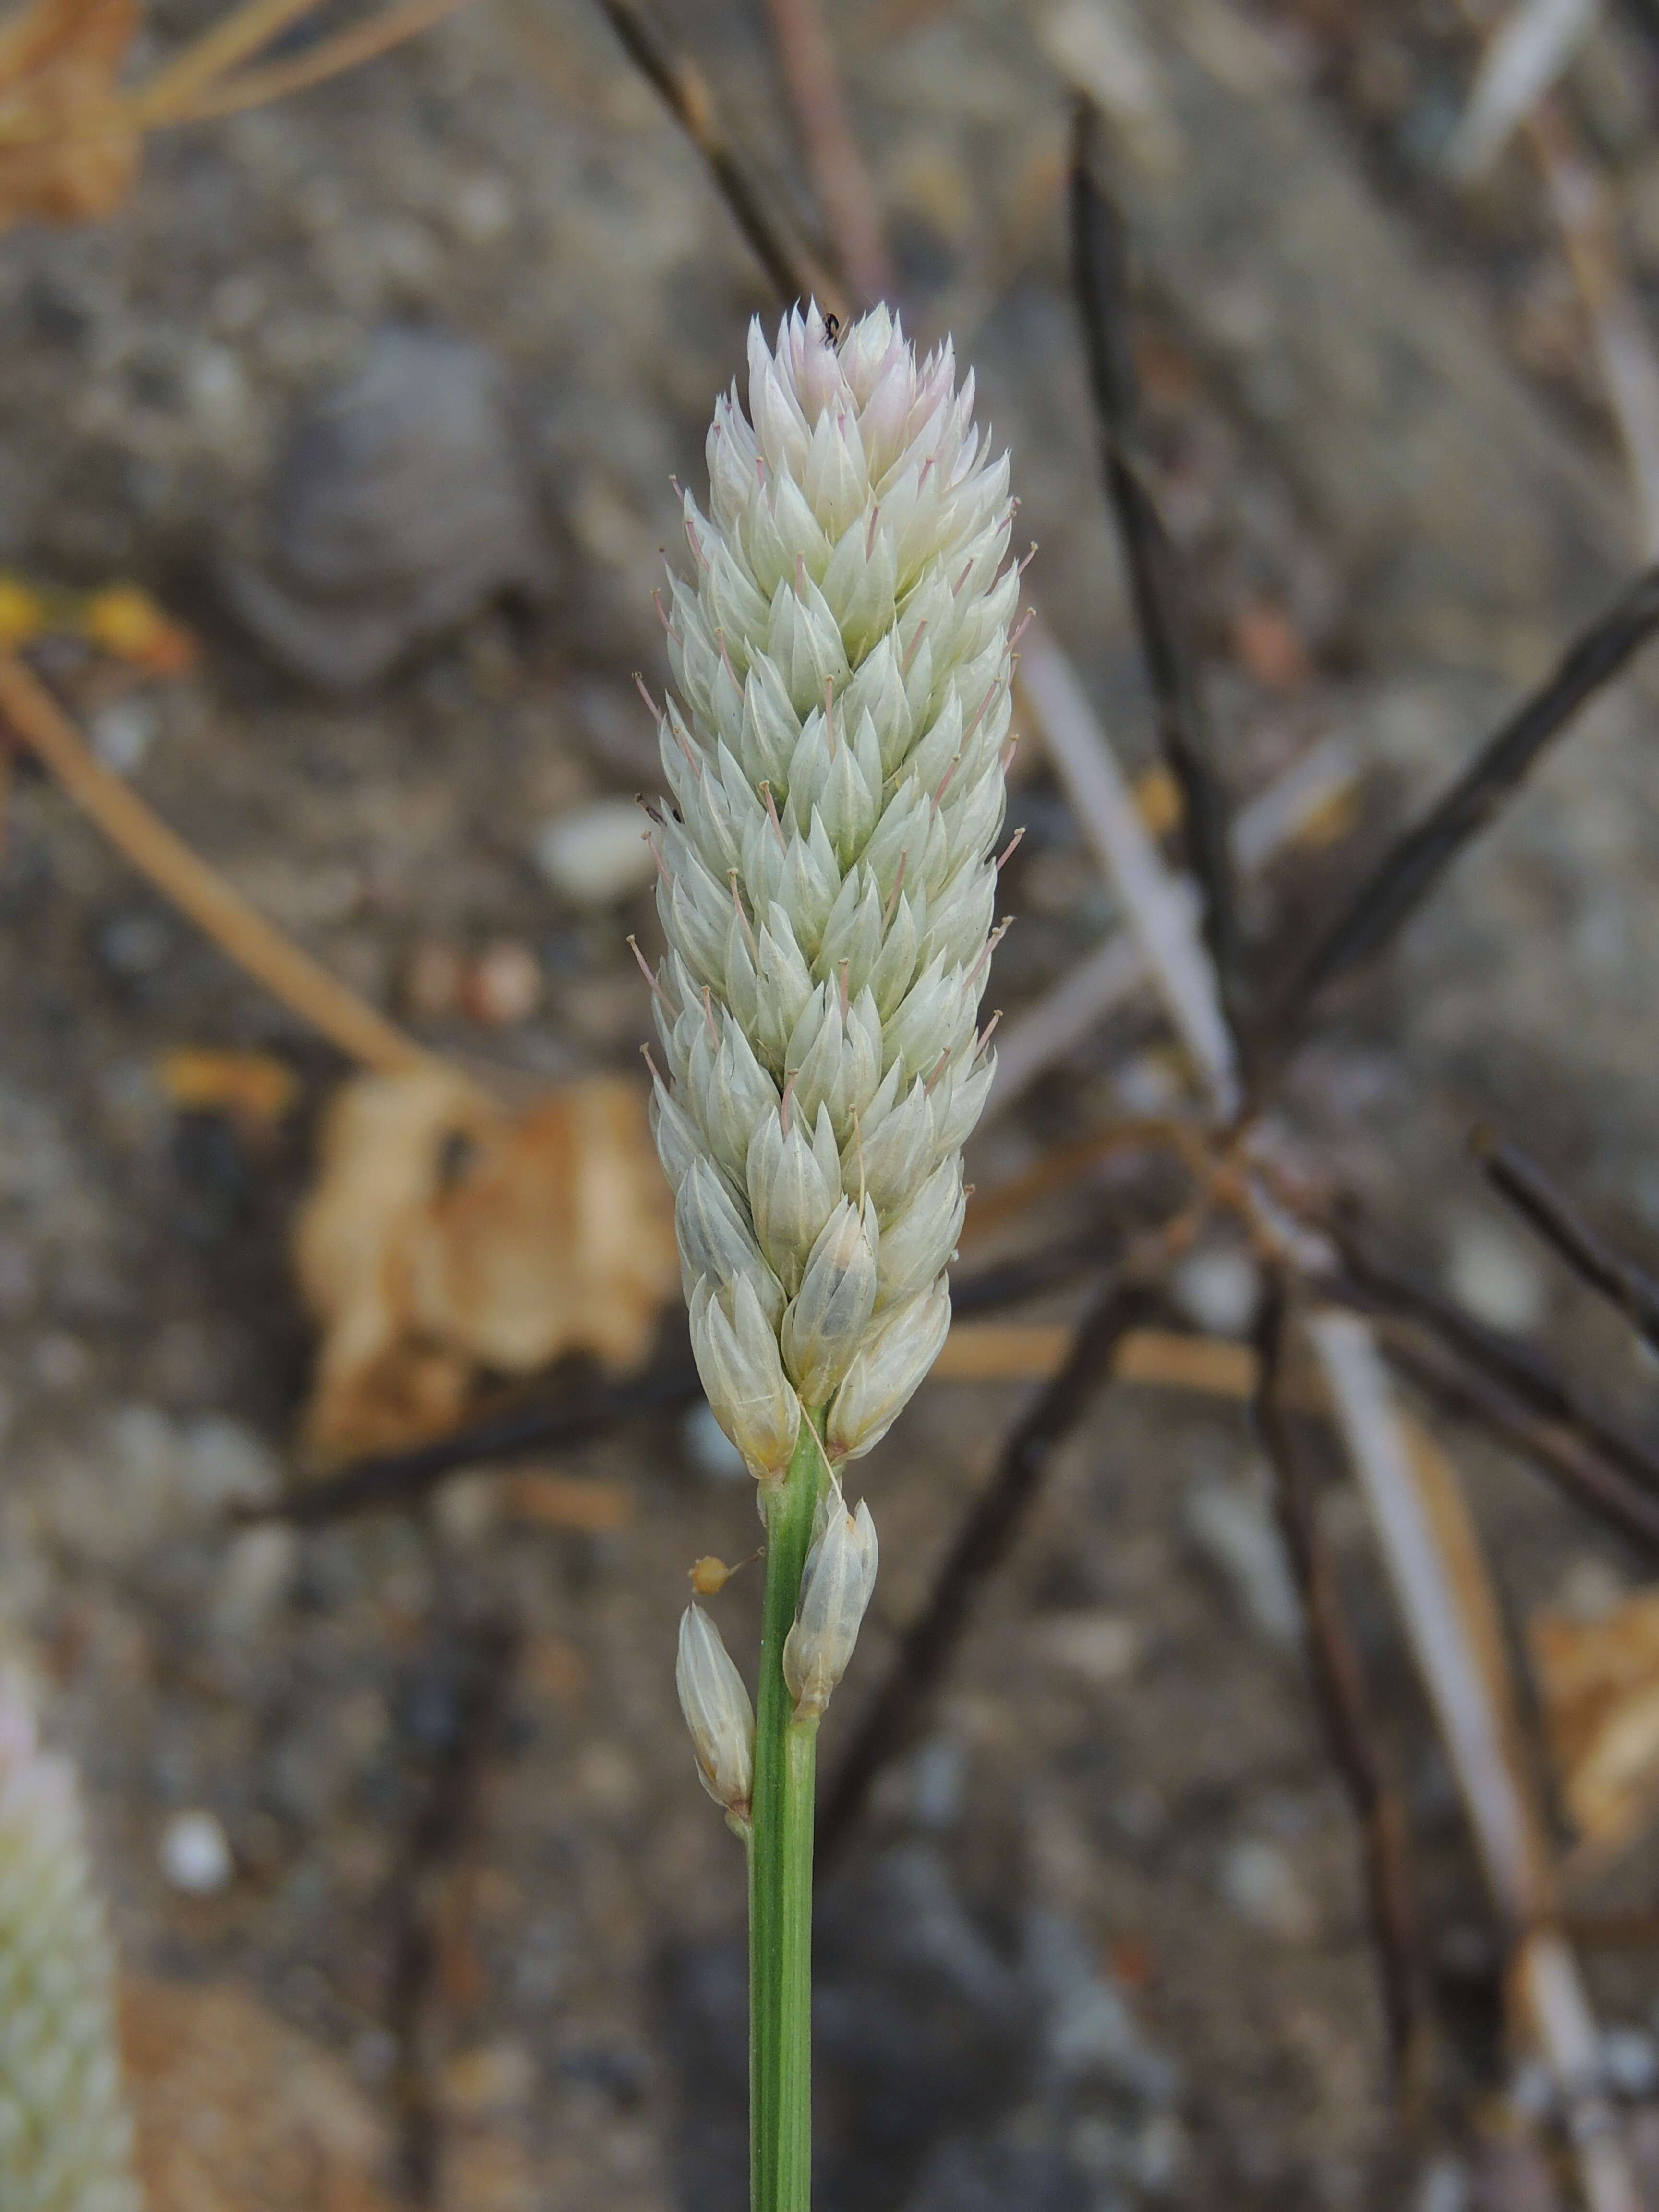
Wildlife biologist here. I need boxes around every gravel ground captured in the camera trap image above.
[6,0,1659,2205]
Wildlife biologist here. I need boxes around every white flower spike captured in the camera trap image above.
[0,1671,141,2212]
[783,1482,880,1722]
[649,303,1016,1467]
[676,1605,757,1820]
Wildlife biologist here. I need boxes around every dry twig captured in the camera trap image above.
[0,651,436,1077]
[387,1612,519,2201]
[1310,1312,1639,2212]
[1253,1279,1425,2088]
[1474,1128,1659,1352]
[1273,560,1659,1040]
[592,0,843,319]
[1378,1323,1659,1558]
[817,1271,1164,1872]
[759,0,892,305]
[1017,621,1238,1116]
[1330,1215,1659,1505]
[1069,101,1244,1051]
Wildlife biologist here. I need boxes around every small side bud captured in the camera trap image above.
[782,1483,879,1721]
[676,1605,755,1819]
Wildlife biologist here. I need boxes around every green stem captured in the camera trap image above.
[751,1414,827,2212]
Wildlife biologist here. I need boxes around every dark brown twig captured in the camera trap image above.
[1253,1275,1425,2087]
[388,1612,519,2200]
[759,0,893,305]
[816,1273,1160,1872]
[1377,1322,1659,1559]
[247,1359,704,1527]
[1473,1127,1659,1353]
[592,0,845,320]
[1329,1217,1659,1505]
[1069,102,1245,1058]
[1274,559,1659,1041]
[248,1240,1126,1532]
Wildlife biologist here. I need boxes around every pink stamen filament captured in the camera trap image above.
[883,850,909,930]
[627,936,671,1010]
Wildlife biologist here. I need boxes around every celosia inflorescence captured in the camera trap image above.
[0,1674,140,2212]
[647,304,1017,1476]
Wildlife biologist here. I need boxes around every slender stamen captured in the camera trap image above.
[961,679,999,750]
[900,620,928,680]
[628,936,671,1011]
[634,671,664,722]
[995,828,1025,874]
[883,850,909,930]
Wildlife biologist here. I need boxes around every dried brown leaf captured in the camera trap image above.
[121,1977,394,2212]
[294,1069,677,1464]
[1531,1588,1659,1854]
[0,0,141,227]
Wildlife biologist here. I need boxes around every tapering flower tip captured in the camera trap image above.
[826,1278,952,1464]
[676,1605,756,1818]
[650,300,1017,1437]
[0,1671,141,2211]
[783,1481,879,1722]
[688,1275,803,1480]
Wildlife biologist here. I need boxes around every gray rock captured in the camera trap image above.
[222,326,554,689]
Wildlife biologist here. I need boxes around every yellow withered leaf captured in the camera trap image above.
[1531,1590,1659,1856]
[158,1046,299,1126]
[294,1068,677,1464]
[0,0,142,228]
[122,1978,394,2212]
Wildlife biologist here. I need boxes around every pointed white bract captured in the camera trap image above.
[650,304,1016,1462]
[676,1605,757,1817]
[783,1481,879,1721]
[0,1673,141,2212]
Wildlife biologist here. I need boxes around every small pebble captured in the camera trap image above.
[1604,2024,1659,2099]
[534,798,656,909]
[1171,1245,1261,1337]
[213,1524,297,1639]
[89,696,159,775]
[1218,1835,1316,1944]
[447,174,514,247]
[1444,1216,1547,1335]
[1185,1474,1301,1650]
[462,938,541,1027]
[160,1808,233,1894]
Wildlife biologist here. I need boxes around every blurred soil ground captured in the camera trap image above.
[7,0,1659,2204]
